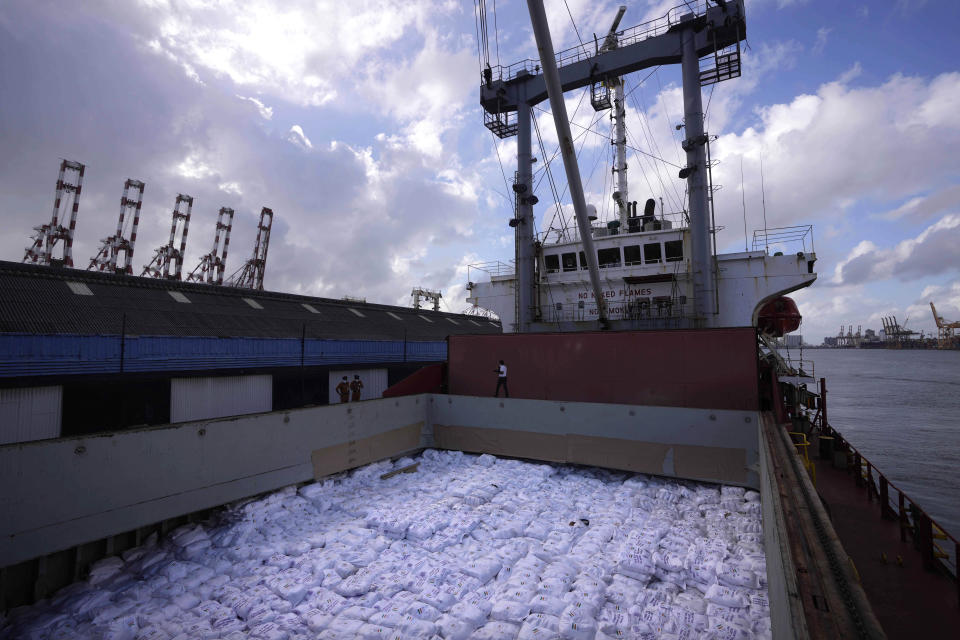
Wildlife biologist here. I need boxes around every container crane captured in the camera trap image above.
[142,194,192,280]
[88,179,145,275]
[227,207,273,290]
[23,160,85,268]
[186,207,234,285]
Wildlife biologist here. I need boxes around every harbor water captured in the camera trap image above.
[799,348,960,537]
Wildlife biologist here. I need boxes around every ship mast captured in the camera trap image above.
[526,0,609,327]
[680,14,716,318]
[598,7,630,231]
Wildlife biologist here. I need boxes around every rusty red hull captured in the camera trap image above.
[448,328,760,411]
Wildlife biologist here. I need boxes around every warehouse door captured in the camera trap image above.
[171,375,272,423]
[328,368,388,404]
[0,386,62,445]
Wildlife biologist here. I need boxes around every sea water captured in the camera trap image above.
[794,348,960,536]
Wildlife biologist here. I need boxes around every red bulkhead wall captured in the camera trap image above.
[447,328,760,411]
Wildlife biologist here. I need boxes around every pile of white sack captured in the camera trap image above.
[0,450,770,639]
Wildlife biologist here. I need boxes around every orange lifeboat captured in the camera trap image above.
[758,296,801,337]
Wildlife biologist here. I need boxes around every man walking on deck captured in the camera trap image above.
[494,360,509,397]
[350,374,364,402]
[335,376,350,403]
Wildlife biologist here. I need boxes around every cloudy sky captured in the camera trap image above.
[1,0,958,342]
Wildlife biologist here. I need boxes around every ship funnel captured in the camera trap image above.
[643,198,656,223]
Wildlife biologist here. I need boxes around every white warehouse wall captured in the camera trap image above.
[170,375,272,423]
[0,386,62,445]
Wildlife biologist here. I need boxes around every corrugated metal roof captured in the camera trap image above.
[0,260,501,340]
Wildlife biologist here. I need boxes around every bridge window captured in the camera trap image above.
[561,252,577,272]
[598,247,621,268]
[665,240,684,262]
[544,254,560,273]
[579,251,587,270]
[624,245,642,266]
[643,242,662,264]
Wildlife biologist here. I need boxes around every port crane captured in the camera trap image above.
[930,302,960,348]
[881,315,919,347]
[226,207,273,290]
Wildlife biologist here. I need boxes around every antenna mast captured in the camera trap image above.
[88,179,145,274]
[142,194,193,280]
[23,159,85,267]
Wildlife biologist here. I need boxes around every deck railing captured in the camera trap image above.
[752,224,815,255]
[467,260,515,280]
[797,377,960,606]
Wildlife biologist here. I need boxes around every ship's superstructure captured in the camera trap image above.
[468,0,816,332]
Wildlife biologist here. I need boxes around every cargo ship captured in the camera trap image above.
[1,1,958,639]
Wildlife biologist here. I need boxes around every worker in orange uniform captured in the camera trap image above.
[335,376,350,403]
[350,374,364,402]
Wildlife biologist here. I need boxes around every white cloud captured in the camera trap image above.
[175,153,216,179]
[218,181,242,195]
[876,184,960,222]
[709,70,960,239]
[812,27,831,55]
[134,0,455,108]
[286,124,313,150]
[832,214,960,285]
[236,95,273,120]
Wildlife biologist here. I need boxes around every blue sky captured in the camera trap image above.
[1,0,958,342]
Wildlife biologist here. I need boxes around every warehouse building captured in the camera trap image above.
[0,260,500,443]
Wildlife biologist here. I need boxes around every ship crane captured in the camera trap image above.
[142,194,193,280]
[479,0,746,331]
[88,179,145,275]
[23,159,85,268]
[186,207,234,285]
[227,207,273,290]
[930,301,960,348]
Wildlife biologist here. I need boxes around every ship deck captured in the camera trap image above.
[813,455,960,637]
